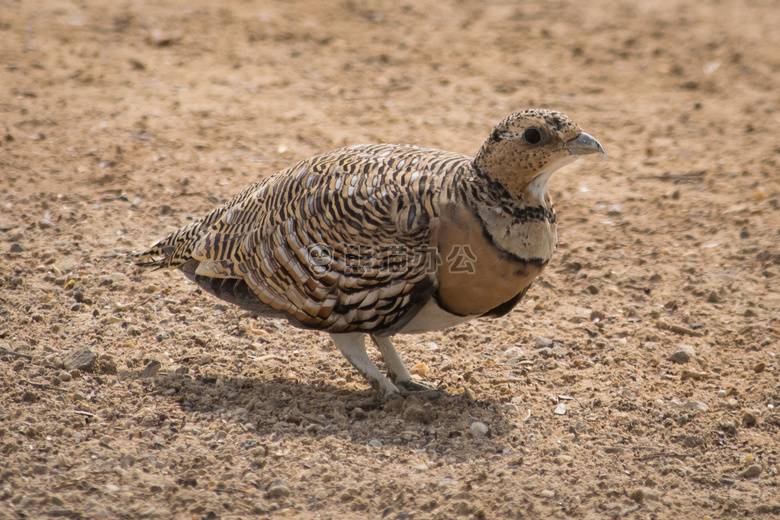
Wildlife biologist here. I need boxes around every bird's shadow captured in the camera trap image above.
[136,370,520,452]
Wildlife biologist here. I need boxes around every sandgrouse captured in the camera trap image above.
[135,109,603,399]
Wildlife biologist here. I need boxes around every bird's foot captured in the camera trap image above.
[396,379,447,400]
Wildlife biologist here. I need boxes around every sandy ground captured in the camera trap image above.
[1,0,779,518]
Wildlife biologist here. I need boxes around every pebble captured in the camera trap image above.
[671,399,709,412]
[368,439,383,447]
[502,346,526,362]
[681,369,708,381]
[251,504,270,515]
[469,421,489,437]
[668,344,695,364]
[742,411,758,428]
[63,347,97,372]
[105,484,120,493]
[13,360,25,372]
[10,242,25,253]
[718,419,737,435]
[754,362,766,373]
[540,489,555,498]
[717,389,726,398]
[121,454,136,468]
[740,465,761,479]
[629,487,659,503]
[553,403,567,415]
[683,435,704,448]
[403,404,435,424]
[534,337,553,349]
[58,370,72,382]
[266,478,291,499]
[99,436,112,447]
[32,464,47,475]
[502,403,519,413]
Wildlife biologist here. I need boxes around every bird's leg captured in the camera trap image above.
[369,335,411,383]
[330,333,399,400]
[370,335,445,398]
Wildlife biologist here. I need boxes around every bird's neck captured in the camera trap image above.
[459,172,558,263]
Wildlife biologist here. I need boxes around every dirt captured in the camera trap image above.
[1,0,779,518]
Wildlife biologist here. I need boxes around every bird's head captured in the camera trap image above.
[474,109,604,202]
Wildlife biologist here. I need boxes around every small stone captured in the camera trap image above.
[403,404,435,424]
[469,421,489,437]
[502,403,519,413]
[683,435,704,448]
[63,347,97,372]
[681,369,708,381]
[533,346,552,359]
[140,415,158,427]
[121,454,136,468]
[99,436,112,447]
[553,402,567,415]
[32,464,47,475]
[22,391,38,403]
[58,370,72,382]
[502,346,526,362]
[368,439,383,447]
[534,337,553,349]
[668,344,695,364]
[629,488,646,503]
[155,332,171,342]
[671,399,709,412]
[13,360,26,372]
[717,389,726,398]
[540,489,555,498]
[742,411,758,428]
[105,484,120,493]
[266,478,291,499]
[739,465,761,479]
[10,242,25,253]
[753,362,766,373]
[718,419,737,435]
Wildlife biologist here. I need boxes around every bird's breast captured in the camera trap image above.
[432,204,549,317]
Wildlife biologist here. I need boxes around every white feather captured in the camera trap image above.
[526,155,578,201]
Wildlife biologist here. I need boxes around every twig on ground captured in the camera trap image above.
[20,379,68,392]
[1,346,34,359]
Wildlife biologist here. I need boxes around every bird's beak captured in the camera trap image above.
[564,132,604,156]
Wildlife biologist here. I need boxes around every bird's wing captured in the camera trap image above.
[138,144,470,334]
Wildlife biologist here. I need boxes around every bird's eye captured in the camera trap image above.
[523,128,542,145]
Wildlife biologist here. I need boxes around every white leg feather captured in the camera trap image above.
[330,333,399,399]
[370,335,411,383]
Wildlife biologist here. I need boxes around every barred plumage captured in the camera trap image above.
[134,109,603,399]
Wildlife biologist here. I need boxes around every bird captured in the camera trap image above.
[134,109,603,400]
